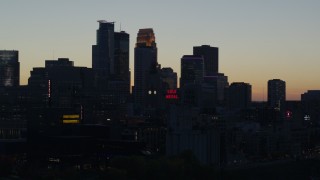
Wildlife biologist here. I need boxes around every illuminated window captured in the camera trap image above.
[304,115,310,121]
[63,114,80,119]
[63,120,80,124]
[62,114,80,124]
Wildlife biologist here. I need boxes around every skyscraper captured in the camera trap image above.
[180,55,204,88]
[134,28,157,107]
[114,31,130,96]
[228,82,252,109]
[92,20,115,86]
[160,67,177,89]
[268,79,286,109]
[92,20,130,100]
[0,50,19,87]
[201,74,229,107]
[193,45,219,75]
[114,31,129,82]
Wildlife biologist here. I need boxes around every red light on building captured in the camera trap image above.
[166,94,178,99]
[166,89,178,99]
[286,110,292,118]
[167,89,176,94]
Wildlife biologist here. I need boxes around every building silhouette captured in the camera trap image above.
[166,106,221,165]
[114,31,130,83]
[0,50,19,87]
[3,22,319,175]
[0,85,27,140]
[201,74,229,107]
[228,82,252,110]
[145,63,165,116]
[268,79,286,109]
[91,21,130,107]
[160,67,177,89]
[92,20,115,87]
[301,90,320,102]
[301,90,320,125]
[134,28,157,110]
[113,31,130,103]
[28,58,93,108]
[180,55,204,88]
[193,45,219,75]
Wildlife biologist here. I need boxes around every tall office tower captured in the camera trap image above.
[201,74,229,107]
[114,31,130,98]
[193,45,219,75]
[92,20,115,87]
[134,28,157,107]
[160,67,177,89]
[114,31,129,82]
[228,82,252,109]
[180,55,204,88]
[0,50,19,87]
[268,79,286,109]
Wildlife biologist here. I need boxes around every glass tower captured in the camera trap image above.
[193,45,219,75]
[268,79,286,109]
[92,20,115,86]
[0,50,19,87]
[134,28,157,108]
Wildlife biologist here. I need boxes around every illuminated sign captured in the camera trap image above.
[166,89,178,99]
[63,119,80,124]
[62,114,80,124]
[63,114,80,119]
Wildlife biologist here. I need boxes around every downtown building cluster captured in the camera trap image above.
[0,20,320,168]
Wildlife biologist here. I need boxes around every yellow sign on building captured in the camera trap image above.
[62,114,80,124]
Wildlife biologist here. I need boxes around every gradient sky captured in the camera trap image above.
[1,0,320,101]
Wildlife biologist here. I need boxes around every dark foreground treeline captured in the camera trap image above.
[1,152,320,180]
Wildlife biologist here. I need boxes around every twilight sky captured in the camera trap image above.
[1,0,320,101]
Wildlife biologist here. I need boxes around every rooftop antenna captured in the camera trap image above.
[263,87,265,102]
[53,50,55,59]
[120,22,122,31]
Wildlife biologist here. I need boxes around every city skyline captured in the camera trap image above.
[1,0,320,100]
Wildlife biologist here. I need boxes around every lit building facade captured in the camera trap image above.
[0,50,19,87]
